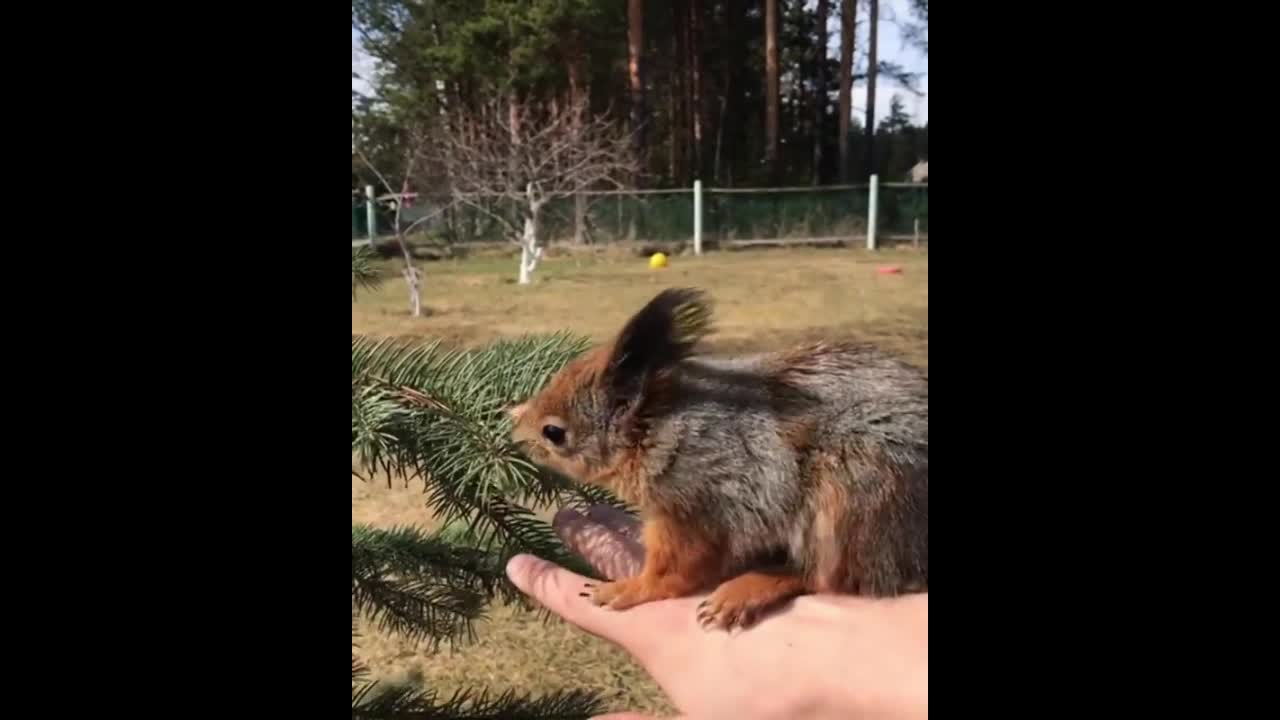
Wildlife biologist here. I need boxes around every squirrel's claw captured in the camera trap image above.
[696,596,743,631]
[589,579,630,608]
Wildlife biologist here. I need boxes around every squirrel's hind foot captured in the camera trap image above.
[697,571,808,631]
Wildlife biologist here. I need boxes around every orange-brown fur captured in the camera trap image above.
[696,570,808,630]
[809,457,854,593]
[588,515,722,609]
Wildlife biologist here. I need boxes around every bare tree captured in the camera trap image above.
[355,125,453,317]
[436,96,637,285]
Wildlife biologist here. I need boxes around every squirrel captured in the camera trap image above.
[509,288,927,631]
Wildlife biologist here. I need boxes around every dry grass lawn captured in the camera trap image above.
[351,245,928,715]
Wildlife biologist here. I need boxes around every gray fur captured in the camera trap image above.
[632,345,928,594]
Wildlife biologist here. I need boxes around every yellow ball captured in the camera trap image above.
[649,252,668,269]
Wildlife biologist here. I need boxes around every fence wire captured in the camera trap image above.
[352,183,927,247]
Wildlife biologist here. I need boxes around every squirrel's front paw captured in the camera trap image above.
[587,579,643,610]
[586,578,675,610]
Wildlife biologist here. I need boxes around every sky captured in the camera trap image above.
[352,0,926,126]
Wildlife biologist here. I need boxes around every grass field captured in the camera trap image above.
[351,245,928,715]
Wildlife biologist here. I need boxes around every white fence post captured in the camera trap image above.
[693,179,703,256]
[867,174,879,251]
[365,185,377,244]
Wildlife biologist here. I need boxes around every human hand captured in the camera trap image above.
[505,505,928,720]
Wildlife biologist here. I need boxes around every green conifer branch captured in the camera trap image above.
[351,333,630,524]
[352,683,606,720]
[352,524,509,647]
[353,246,382,299]
[351,330,626,717]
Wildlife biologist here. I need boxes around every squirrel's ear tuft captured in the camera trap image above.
[604,287,713,397]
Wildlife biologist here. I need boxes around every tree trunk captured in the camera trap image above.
[394,164,422,317]
[508,90,521,143]
[813,0,828,185]
[567,55,589,245]
[404,265,422,316]
[627,0,645,242]
[689,0,705,181]
[518,210,542,285]
[507,90,522,189]
[668,63,678,181]
[838,0,856,183]
[670,1,688,185]
[720,0,742,186]
[765,0,780,183]
[865,0,879,179]
[518,241,533,285]
[574,195,589,245]
[713,82,728,185]
[627,0,646,182]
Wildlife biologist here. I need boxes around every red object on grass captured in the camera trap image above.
[877,266,903,274]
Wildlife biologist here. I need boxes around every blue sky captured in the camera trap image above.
[352,0,926,125]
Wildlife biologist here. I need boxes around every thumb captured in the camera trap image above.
[505,553,647,649]
[591,714,689,720]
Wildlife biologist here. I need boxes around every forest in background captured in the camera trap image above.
[352,0,928,192]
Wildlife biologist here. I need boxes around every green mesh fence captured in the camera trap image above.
[351,185,926,246]
[543,192,694,244]
[394,192,695,245]
[706,185,927,244]
[877,184,929,238]
[706,187,868,242]
[352,200,394,239]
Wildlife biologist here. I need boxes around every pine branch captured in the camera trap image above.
[352,333,624,643]
[351,333,601,509]
[352,380,418,480]
[353,246,383,299]
[441,496,596,582]
[559,482,633,514]
[352,524,508,647]
[353,621,371,684]
[352,682,606,720]
[352,333,591,415]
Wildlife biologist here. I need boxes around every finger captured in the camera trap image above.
[505,553,646,648]
[553,508,644,580]
[584,504,643,540]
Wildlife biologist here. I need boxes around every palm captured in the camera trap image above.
[507,506,928,720]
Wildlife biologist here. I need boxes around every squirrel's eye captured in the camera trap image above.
[541,424,566,445]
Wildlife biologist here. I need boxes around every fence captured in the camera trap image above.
[352,176,927,252]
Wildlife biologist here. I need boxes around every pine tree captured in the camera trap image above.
[351,252,622,719]
[883,95,911,133]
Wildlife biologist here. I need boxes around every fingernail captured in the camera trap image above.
[505,554,532,582]
[504,553,548,592]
